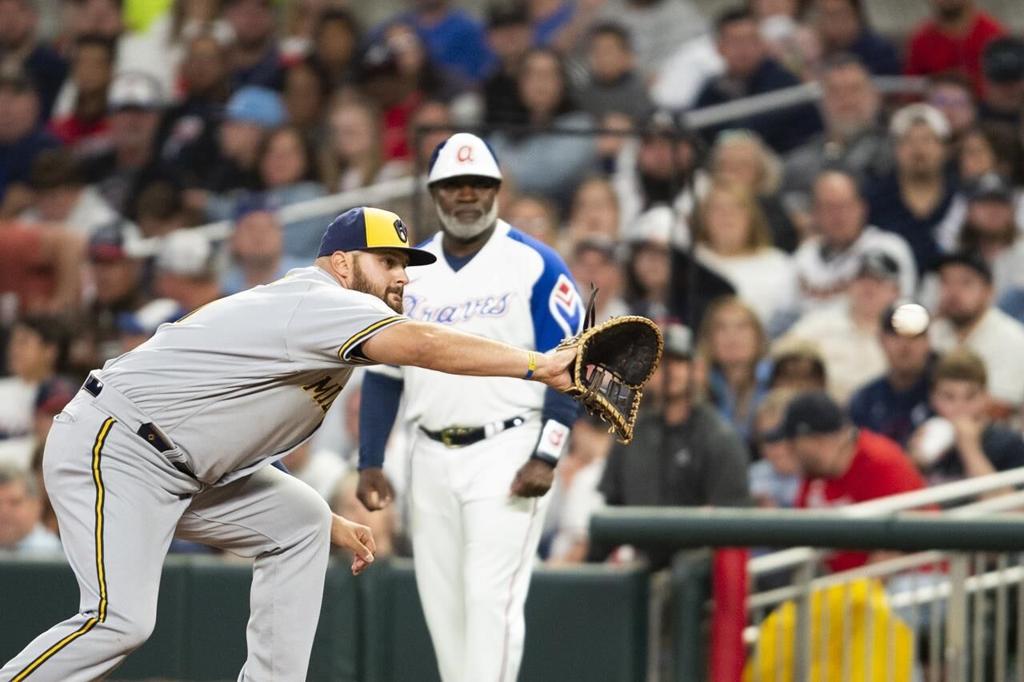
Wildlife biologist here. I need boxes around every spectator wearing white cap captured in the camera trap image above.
[154,228,223,313]
[80,70,167,214]
[865,103,960,274]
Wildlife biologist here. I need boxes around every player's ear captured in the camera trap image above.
[330,251,352,281]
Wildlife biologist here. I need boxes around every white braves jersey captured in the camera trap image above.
[369,221,584,430]
[794,225,918,311]
[95,266,406,485]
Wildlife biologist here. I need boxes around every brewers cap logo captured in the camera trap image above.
[394,218,409,243]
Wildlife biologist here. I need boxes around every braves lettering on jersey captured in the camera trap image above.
[372,220,583,429]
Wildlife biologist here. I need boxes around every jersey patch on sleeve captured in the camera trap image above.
[548,273,584,339]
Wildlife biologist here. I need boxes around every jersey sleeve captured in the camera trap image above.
[511,231,585,351]
[288,288,408,366]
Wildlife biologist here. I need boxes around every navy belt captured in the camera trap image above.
[419,416,526,448]
[82,374,196,479]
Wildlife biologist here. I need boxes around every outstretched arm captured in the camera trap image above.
[360,320,574,392]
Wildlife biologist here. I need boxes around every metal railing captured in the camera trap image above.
[591,467,1024,682]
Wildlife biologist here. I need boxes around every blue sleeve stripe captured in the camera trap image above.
[506,229,584,352]
[358,372,404,469]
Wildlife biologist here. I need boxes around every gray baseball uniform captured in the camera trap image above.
[1,266,406,682]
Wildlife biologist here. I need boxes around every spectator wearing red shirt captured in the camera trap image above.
[48,34,115,150]
[904,0,1005,95]
[0,221,83,320]
[772,391,926,572]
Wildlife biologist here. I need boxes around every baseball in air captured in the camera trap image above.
[891,303,930,336]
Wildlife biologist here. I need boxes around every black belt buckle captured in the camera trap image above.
[440,426,477,448]
[83,374,103,397]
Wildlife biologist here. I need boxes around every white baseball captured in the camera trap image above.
[891,303,930,336]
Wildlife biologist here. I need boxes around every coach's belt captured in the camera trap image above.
[82,374,196,479]
[419,416,527,448]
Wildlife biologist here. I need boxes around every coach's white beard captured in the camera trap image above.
[436,201,499,240]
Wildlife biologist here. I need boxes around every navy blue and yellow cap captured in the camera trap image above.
[318,206,436,266]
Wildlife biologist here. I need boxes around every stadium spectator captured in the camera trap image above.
[383,20,470,105]
[930,251,1024,413]
[523,0,599,51]
[568,239,629,321]
[63,0,124,48]
[0,0,68,121]
[750,0,821,83]
[159,32,233,163]
[710,129,798,252]
[223,0,283,90]
[504,193,559,246]
[768,342,828,392]
[357,40,423,163]
[481,5,530,128]
[220,202,303,295]
[48,34,115,149]
[183,85,284,196]
[955,124,1021,187]
[951,174,1024,299]
[0,465,62,556]
[622,208,675,320]
[978,37,1024,129]
[565,176,621,247]
[0,316,67,469]
[597,0,709,78]
[782,55,890,216]
[925,73,978,142]
[903,0,1005,94]
[407,98,451,174]
[320,94,407,193]
[154,228,223,312]
[749,388,801,509]
[849,304,935,448]
[383,0,495,84]
[0,66,60,215]
[21,149,120,236]
[81,223,149,366]
[545,415,614,565]
[779,251,899,403]
[866,104,959,274]
[698,296,772,441]
[694,7,822,154]
[810,0,900,75]
[489,48,596,207]
[81,71,166,214]
[0,220,84,318]
[576,22,651,125]
[614,110,703,228]
[907,349,1024,488]
[794,170,917,310]
[207,125,325,226]
[693,182,798,329]
[599,323,750,564]
[282,58,330,143]
[309,8,360,90]
[784,391,926,571]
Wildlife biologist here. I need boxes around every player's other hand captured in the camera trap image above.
[534,346,576,393]
[331,514,377,575]
[510,458,555,498]
[357,467,394,511]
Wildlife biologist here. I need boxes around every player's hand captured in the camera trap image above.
[510,458,555,498]
[533,346,576,393]
[330,514,376,575]
[357,467,394,511]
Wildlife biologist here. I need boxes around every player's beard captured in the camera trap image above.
[436,200,499,240]
[351,260,405,313]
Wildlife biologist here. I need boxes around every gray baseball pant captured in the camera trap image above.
[0,387,333,682]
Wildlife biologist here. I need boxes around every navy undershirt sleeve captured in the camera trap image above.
[541,387,581,429]
[358,372,404,469]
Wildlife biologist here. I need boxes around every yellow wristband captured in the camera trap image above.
[524,351,537,380]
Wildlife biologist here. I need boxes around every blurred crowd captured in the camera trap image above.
[2,0,1024,574]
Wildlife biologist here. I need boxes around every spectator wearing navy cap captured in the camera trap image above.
[0,65,60,214]
[849,304,935,448]
[783,390,925,572]
[979,36,1024,128]
[930,250,1024,414]
[80,70,167,214]
[221,198,307,295]
[950,173,1024,299]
